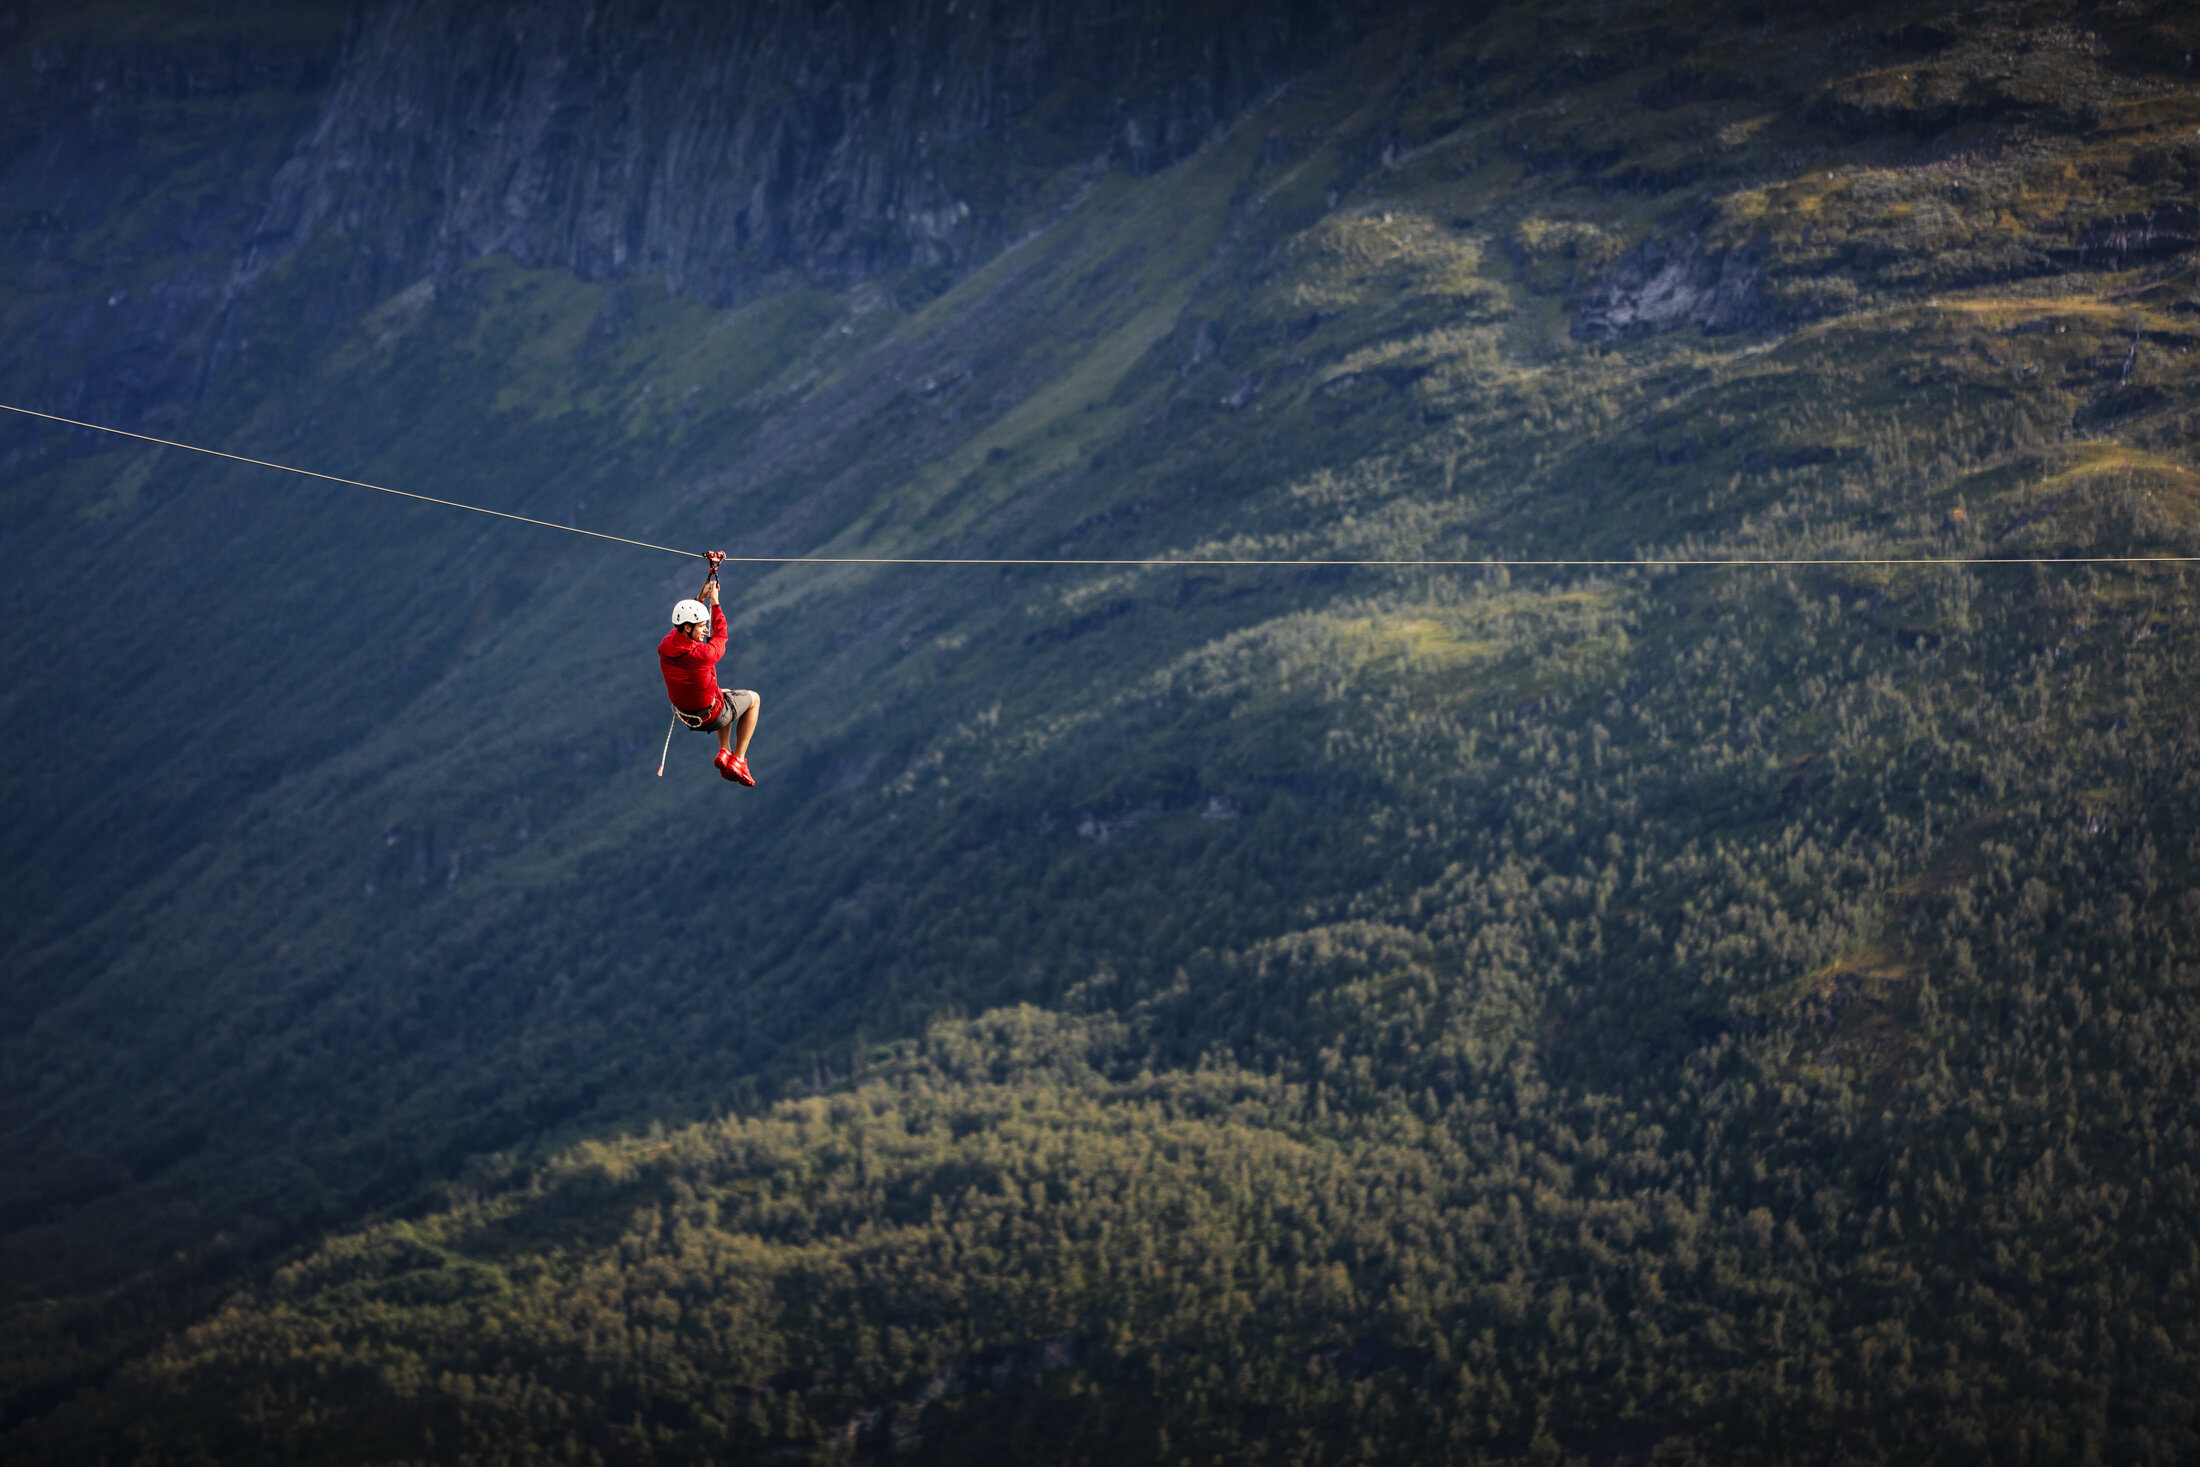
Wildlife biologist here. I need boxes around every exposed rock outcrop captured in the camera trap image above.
[1571,236,1763,341]
[2064,201,2200,269]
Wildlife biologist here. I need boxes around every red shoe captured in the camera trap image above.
[720,752,756,787]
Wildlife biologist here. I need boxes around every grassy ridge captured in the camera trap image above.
[3,0,2199,1458]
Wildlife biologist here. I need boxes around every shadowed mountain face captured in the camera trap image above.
[3,0,2200,1460]
[1,0,1368,430]
[258,0,1375,303]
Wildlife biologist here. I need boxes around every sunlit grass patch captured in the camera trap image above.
[911,294,1189,524]
[1148,586,1625,714]
[1251,210,1509,345]
[2032,442,2200,497]
[1973,443,2200,552]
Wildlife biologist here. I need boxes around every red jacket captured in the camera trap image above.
[658,605,728,712]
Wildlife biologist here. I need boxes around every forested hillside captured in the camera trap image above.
[3,0,2198,1461]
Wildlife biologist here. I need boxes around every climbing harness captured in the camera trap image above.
[671,699,727,733]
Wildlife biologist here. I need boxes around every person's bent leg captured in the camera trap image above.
[732,691,760,760]
[710,690,740,758]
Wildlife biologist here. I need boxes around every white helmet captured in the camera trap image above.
[671,598,710,627]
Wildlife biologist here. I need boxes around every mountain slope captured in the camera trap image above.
[3,0,2199,1460]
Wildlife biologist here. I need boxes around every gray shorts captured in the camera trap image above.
[677,688,757,734]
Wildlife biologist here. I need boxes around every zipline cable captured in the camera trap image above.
[9,401,2199,571]
[2,402,697,559]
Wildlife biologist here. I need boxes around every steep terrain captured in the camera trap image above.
[3,0,2199,1461]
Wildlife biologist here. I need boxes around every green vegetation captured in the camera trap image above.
[3,0,2199,1460]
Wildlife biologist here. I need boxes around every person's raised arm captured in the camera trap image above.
[703,580,727,658]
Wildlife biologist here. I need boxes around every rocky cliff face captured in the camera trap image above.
[0,0,1376,435]
[250,0,1379,308]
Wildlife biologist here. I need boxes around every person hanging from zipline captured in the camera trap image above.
[658,553,759,786]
